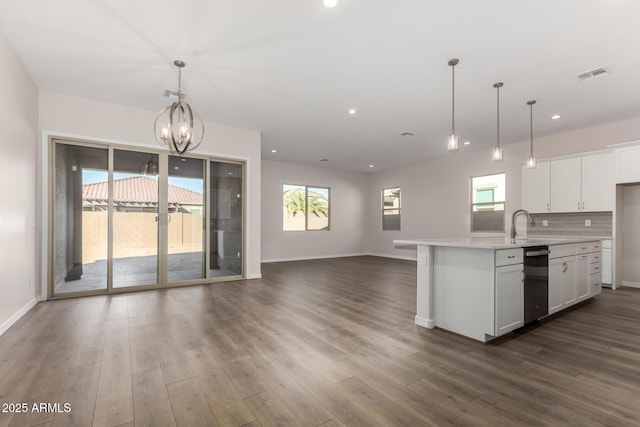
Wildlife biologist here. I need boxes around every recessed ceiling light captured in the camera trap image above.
[348,108,357,115]
[464,141,471,146]
[271,149,277,153]
[369,164,374,168]
[324,0,338,8]
[551,115,561,120]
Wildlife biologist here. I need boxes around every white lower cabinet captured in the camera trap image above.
[576,254,590,302]
[549,256,577,314]
[549,243,601,315]
[495,263,524,336]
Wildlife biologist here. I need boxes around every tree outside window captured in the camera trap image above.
[283,184,330,231]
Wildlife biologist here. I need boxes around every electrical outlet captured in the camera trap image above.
[585,219,592,227]
[542,220,548,227]
[418,253,428,266]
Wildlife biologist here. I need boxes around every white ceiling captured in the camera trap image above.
[1,0,639,172]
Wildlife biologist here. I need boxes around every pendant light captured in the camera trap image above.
[492,82,504,162]
[139,155,158,176]
[447,58,459,151]
[526,100,537,169]
[154,60,204,155]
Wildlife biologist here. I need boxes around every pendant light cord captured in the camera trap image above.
[529,102,533,157]
[451,64,455,134]
[496,85,500,149]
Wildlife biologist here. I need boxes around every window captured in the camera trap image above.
[471,173,505,232]
[283,184,330,231]
[382,187,401,231]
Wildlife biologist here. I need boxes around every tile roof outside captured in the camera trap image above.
[83,176,203,204]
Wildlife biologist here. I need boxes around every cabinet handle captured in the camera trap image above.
[562,262,568,273]
[583,202,585,210]
[507,255,515,259]
[578,202,580,210]
[594,266,600,271]
[547,203,550,211]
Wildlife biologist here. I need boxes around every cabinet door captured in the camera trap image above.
[522,162,550,213]
[576,254,590,301]
[602,248,612,285]
[549,258,565,314]
[615,145,640,184]
[562,256,578,305]
[581,153,614,212]
[495,264,524,336]
[549,256,578,314]
[550,158,582,213]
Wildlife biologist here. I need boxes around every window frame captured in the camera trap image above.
[382,186,401,231]
[470,173,506,233]
[282,183,331,231]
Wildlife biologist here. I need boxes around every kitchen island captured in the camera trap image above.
[394,237,603,342]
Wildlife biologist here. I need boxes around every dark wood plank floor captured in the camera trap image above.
[1,256,640,426]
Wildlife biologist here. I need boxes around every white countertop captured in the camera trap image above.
[393,236,604,250]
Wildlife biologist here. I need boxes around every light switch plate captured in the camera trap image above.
[585,219,592,227]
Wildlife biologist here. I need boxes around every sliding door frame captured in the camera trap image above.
[47,136,247,300]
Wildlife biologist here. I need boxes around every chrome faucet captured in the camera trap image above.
[511,209,534,241]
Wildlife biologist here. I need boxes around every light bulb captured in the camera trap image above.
[527,156,537,169]
[492,147,503,162]
[447,134,459,151]
[161,125,170,140]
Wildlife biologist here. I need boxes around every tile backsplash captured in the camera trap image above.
[528,212,612,237]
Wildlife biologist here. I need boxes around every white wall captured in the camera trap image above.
[0,32,39,334]
[367,116,640,259]
[261,160,368,261]
[39,90,263,282]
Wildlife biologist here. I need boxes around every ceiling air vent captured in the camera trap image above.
[399,132,414,137]
[577,67,608,81]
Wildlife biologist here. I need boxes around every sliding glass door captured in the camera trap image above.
[50,139,245,298]
[112,149,160,288]
[52,143,109,294]
[167,156,206,283]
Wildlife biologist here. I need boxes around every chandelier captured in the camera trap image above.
[154,60,204,155]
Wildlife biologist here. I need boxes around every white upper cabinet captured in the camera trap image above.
[614,143,640,184]
[550,157,581,213]
[581,152,614,211]
[522,162,550,213]
[522,152,614,213]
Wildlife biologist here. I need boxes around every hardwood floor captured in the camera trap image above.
[1,256,640,426]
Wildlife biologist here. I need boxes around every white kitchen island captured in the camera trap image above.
[394,237,602,342]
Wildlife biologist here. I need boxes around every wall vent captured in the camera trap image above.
[577,67,608,81]
[399,132,414,137]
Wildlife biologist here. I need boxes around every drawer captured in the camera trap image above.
[590,272,602,296]
[590,262,602,275]
[588,242,602,253]
[590,253,601,263]
[548,244,580,259]
[495,248,523,266]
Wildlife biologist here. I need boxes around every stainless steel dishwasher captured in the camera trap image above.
[523,246,550,324]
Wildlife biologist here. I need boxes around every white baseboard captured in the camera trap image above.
[622,281,640,289]
[415,315,435,329]
[246,273,262,279]
[0,298,38,336]
[262,253,370,263]
[368,252,417,262]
